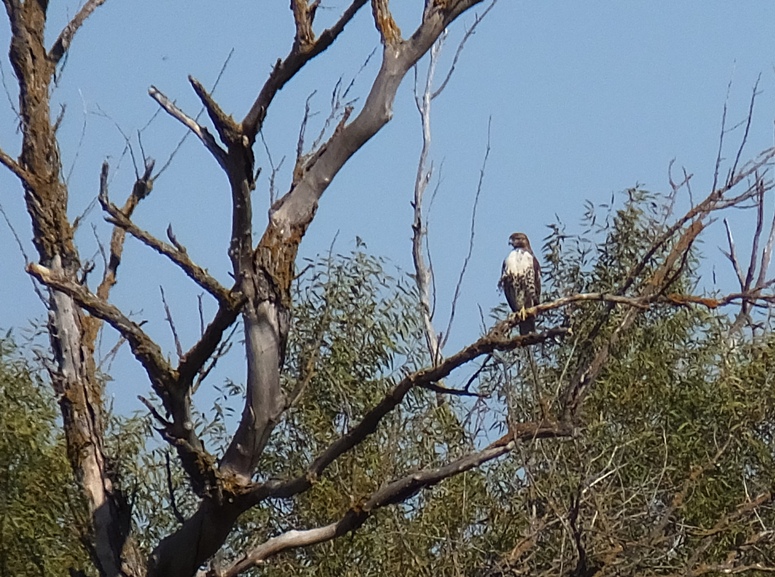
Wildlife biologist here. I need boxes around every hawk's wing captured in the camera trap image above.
[500,260,519,312]
[532,253,541,303]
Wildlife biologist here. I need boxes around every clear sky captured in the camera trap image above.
[1,2,774,413]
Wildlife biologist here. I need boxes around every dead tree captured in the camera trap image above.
[1,2,507,576]
[3,2,775,577]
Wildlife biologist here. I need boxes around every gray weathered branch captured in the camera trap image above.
[26,261,217,493]
[242,0,369,136]
[99,189,234,306]
[223,434,559,576]
[48,0,108,64]
[149,86,228,169]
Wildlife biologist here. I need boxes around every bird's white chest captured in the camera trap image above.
[504,249,534,276]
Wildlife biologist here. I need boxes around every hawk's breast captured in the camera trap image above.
[504,249,535,277]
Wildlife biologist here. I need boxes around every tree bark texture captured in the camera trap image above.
[4,2,133,575]
[2,2,499,576]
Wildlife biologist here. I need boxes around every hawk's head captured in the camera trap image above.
[508,232,531,250]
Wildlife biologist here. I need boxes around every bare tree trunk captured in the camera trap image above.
[4,2,135,574]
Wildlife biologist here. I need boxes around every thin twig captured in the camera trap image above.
[165,451,186,524]
[160,286,183,360]
[442,116,491,349]
[0,202,46,304]
[431,0,497,99]
[155,48,235,179]
[729,75,760,185]
[722,218,746,286]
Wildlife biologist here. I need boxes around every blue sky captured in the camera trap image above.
[1,2,774,413]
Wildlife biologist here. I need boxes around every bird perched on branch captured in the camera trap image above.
[499,232,541,334]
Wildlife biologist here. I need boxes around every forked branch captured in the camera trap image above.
[562,155,775,420]
[224,427,575,576]
[723,177,775,334]
[99,190,234,306]
[149,86,228,169]
[242,0,369,136]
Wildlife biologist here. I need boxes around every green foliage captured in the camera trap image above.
[0,335,89,576]
[45,191,775,576]
[472,189,775,576]
[225,247,485,574]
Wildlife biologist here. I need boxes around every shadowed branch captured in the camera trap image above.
[49,0,108,64]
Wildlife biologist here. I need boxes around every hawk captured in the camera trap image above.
[499,232,541,334]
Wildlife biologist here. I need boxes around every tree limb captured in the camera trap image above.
[82,160,155,354]
[412,34,443,365]
[149,86,228,170]
[28,262,173,389]
[0,145,37,188]
[98,186,234,306]
[48,0,108,64]
[189,76,239,147]
[26,261,216,492]
[225,433,586,576]
[242,0,369,137]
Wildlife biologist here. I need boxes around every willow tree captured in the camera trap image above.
[0,336,87,577]
[2,1,775,577]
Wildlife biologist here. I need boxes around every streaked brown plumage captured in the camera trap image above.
[499,232,541,334]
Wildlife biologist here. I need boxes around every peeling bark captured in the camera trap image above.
[4,2,139,575]
[4,2,773,574]
[4,2,510,576]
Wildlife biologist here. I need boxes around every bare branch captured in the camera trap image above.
[756,194,775,290]
[165,451,187,525]
[98,188,233,306]
[139,395,172,429]
[27,261,217,493]
[0,144,37,188]
[189,76,240,147]
[412,34,443,365]
[0,202,46,304]
[149,86,228,169]
[712,74,733,193]
[442,116,490,349]
[623,146,775,298]
[419,381,485,397]
[97,160,152,297]
[256,325,568,502]
[217,0,489,488]
[729,75,760,184]
[192,323,238,394]
[744,176,766,292]
[295,91,317,166]
[161,286,184,359]
[259,130,283,204]
[228,429,575,575]
[242,0,369,137]
[432,0,496,99]
[268,0,488,245]
[559,159,775,420]
[82,160,155,354]
[178,298,243,387]
[48,0,108,64]
[723,218,747,286]
[155,49,235,179]
[28,262,173,385]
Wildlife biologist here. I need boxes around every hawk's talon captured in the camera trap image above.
[518,306,528,322]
